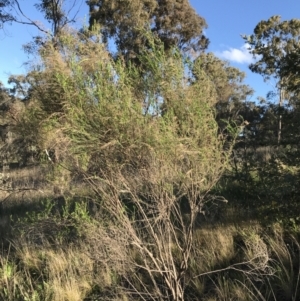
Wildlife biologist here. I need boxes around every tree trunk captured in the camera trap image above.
[278,86,284,145]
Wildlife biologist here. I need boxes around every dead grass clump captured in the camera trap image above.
[205,224,300,301]
[6,244,94,301]
[42,248,93,301]
[265,225,300,301]
[192,225,237,273]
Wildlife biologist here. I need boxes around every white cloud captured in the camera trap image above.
[215,44,254,64]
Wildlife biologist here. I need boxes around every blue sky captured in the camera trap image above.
[1,0,300,101]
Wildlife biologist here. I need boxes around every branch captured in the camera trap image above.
[193,255,274,279]
[13,0,50,36]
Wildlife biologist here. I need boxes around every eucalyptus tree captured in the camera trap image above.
[87,0,209,63]
[243,15,300,144]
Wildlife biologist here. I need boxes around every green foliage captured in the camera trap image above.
[0,0,14,27]
[244,15,300,83]
[25,28,227,190]
[88,0,209,64]
[243,15,300,145]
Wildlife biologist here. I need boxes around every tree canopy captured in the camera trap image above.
[87,0,209,60]
[244,15,300,92]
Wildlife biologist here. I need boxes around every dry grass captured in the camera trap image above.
[192,225,238,273]
[265,226,300,301]
[0,163,93,214]
[0,245,94,301]
[0,199,299,301]
[0,215,131,301]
